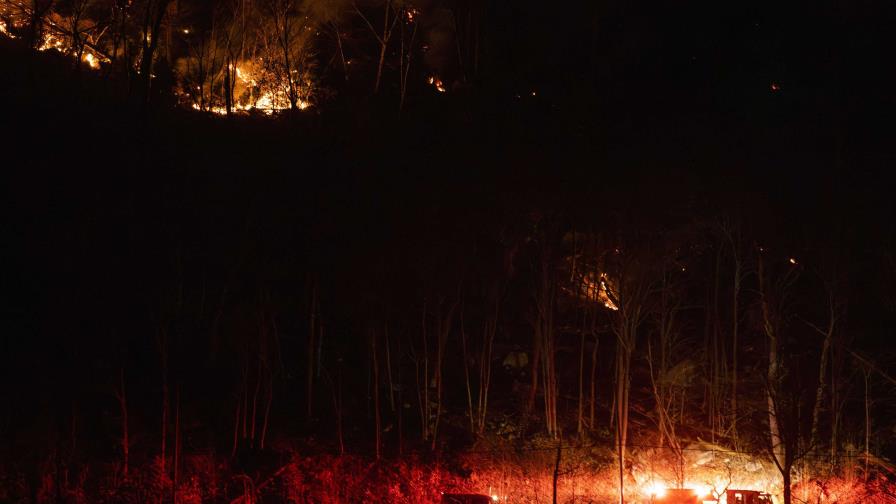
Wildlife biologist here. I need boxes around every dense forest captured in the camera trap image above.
[2,0,896,503]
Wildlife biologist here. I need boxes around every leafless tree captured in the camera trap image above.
[353,0,399,94]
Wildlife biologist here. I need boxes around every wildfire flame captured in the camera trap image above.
[428,75,446,93]
[0,15,308,116]
[186,60,312,115]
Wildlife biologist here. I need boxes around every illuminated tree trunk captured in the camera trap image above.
[477,302,497,435]
[413,302,431,441]
[533,248,558,438]
[224,54,233,115]
[373,1,389,94]
[431,299,457,450]
[552,434,562,504]
[139,0,173,107]
[863,367,871,481]
[326,365,345,456]
[250,356,261,444]
[27,0,54,50]
[758,255,784,467]
[589,328,598,431]
[398,9,417,112]
[355,0,398,95]
[115,367,130,478]
[609,259,646,504]
[577,319,585,436]
[384,324,395,413]
[809,287,836,452]
[158,327,169,504]
[231,393,241,458]
[649,265,684,485]
[461,301,476,433]
[260,374,272,450]
[173,385,180,504]
[722,224,743,441]
[371,329,381,459]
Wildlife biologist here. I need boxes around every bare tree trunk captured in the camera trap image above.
[251,357,261,444]
[158,327,169,504]
[332,22,348,80]
[473,296,498,435]
[610,261,645,504]
[552,434,562,504]
[723,225,742,440]
[173,385,180,504]
[589,335,598,430]
[759,256,784,467]
[139,0,172,107]
[116,366,130,478]
[577,315,586,436]
[863,367,871,481]
[537,256,558,438]
[373,0,389,94]
[231,396,241,458]
[422,303,429,440]
[355,0,397,95]
[460,301,476,433]
[809,288,836,452]
[327,367,344,456]
[307,281,317,419]
[431,299,457,450]
[260,372,272,450]
[371,329,382,460]
[385,324,395,413]
[398,11,417,112]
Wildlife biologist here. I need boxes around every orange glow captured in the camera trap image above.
[428,75,446,93]
[645,481,667,497]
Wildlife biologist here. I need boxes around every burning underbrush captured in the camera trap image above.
[2,442,893,504]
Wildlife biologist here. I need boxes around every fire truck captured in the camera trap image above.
[723,490,772,504]
[651,488,771,504]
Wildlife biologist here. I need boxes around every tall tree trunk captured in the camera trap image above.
[371,330,382,459]
[158,327,169,504]
[307,281,317,420]
[117,367,130,478]
[759,258,784,466]
[552,434,562,504]
[373,0,390,94]
[725,226,742,441]
[139,0,172,107]
[173,385,180,504]
[809,289,836,452]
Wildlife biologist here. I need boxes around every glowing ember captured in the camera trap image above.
[38,33,65,52]
[576,271,619,310]
[428,75,446,93]
[83,52,99,69]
